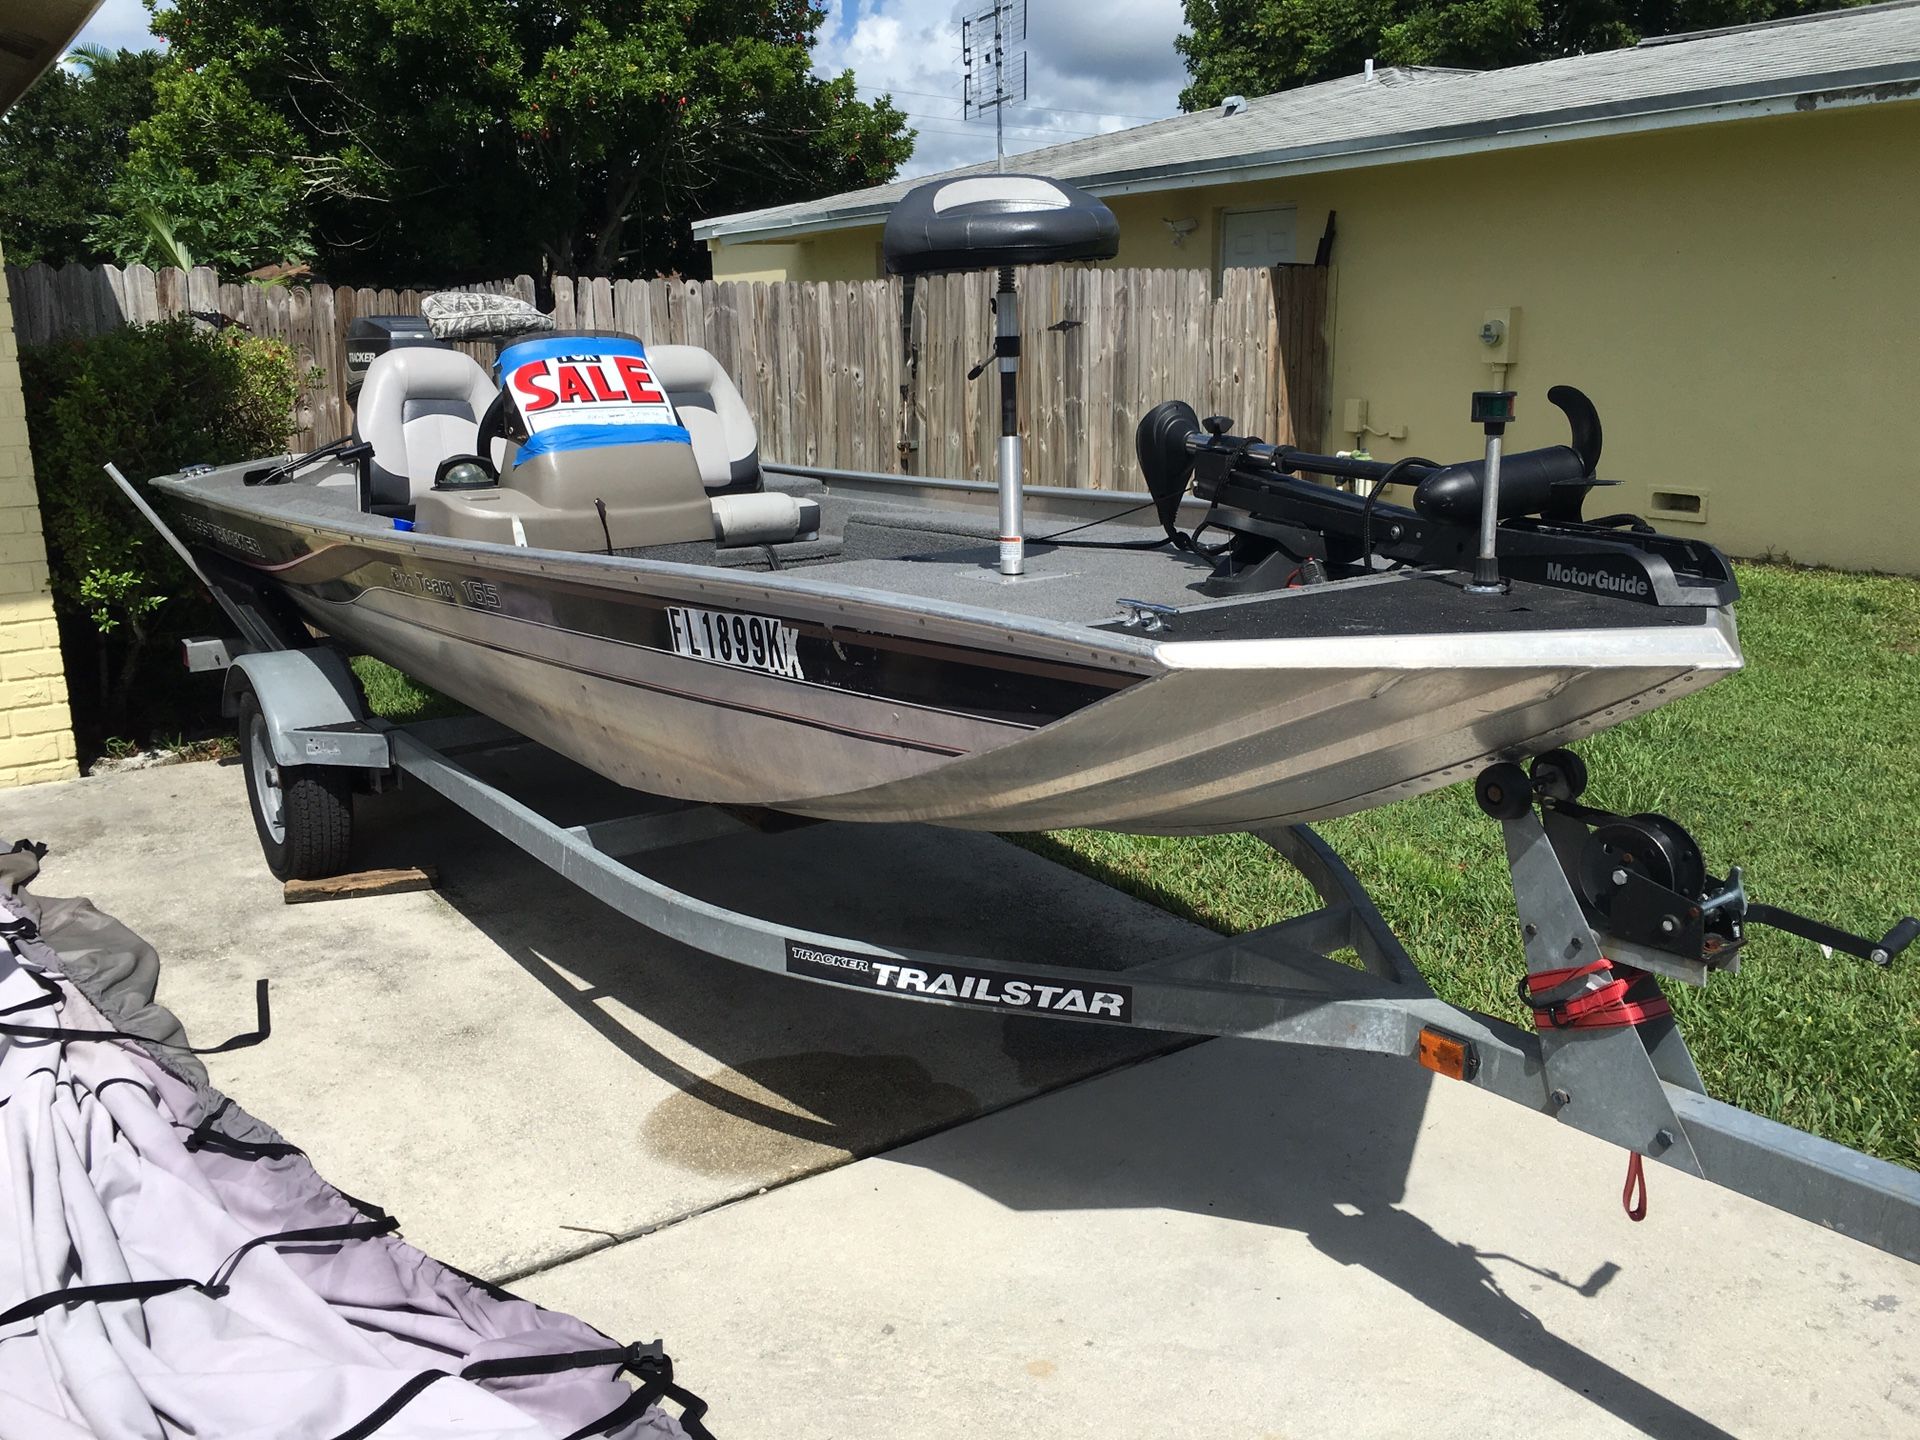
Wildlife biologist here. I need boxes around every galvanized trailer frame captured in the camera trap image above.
[117,466,1918,1269]
[208,648,1920,1269]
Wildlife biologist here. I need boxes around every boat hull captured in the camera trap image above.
[153,466,1742,834]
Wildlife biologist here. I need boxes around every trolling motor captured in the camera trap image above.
[883,174,1119,577]
[1476,752,1919,973]
[1133,385,1736,607]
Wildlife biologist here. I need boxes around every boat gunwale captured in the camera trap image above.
[151,461,1741,681]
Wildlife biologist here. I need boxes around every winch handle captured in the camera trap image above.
[1875,916,1920,965]
[1743,904,1919,967]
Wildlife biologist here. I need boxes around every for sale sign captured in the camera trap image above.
[506,348,680,436]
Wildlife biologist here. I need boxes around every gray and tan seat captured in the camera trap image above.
[353,347,498,507]
[648,344,817,545]
[381,337,816,550]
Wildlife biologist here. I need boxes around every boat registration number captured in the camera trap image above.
[666,605,805,679]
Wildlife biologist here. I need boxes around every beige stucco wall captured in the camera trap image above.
[708,98,1920,573]
[0,239,78,785]
[710,227,883,283]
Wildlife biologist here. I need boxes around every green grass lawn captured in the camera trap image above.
[1022,563,1920,1168]
[351,655,465,723]
[355,564,1918,1166]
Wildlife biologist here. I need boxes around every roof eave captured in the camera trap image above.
[0,1,106,114]
[697,62,1920,246]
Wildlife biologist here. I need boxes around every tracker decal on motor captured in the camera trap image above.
[784,940,1133,1021]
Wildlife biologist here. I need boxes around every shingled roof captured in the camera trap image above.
[696,1,1920,243]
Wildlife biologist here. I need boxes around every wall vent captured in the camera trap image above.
[1648,488,1708,523]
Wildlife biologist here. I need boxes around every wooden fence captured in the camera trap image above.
[5,260,1330,484]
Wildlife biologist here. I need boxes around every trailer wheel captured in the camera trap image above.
[238,687,353,880]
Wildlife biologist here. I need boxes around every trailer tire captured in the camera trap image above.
[238,687,353,880]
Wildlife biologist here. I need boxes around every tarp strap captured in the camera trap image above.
[0,977,273,1054]
[328,1371,452,1440]
[182,1096,306,1161]
[0,1212,399,1329]
[561,1346,716,1440]
[0,967,60,1015]
[0,916,42,957]
[0,1277,203,1328]
[327,1340,717,1440]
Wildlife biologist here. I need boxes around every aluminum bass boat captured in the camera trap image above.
[140,176,1741,838]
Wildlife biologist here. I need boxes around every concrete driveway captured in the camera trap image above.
[1,758,1914,1438]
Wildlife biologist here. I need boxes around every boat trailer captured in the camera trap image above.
[117,462,1919,1266]
[179,631,1920,1269]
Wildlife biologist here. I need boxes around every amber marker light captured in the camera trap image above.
[1416,1027,1479,1082]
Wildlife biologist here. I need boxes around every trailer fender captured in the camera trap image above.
[222,649,389,770]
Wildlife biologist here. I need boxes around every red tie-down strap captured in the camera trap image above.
[1524,960,1670,1222]
[1522,959,1671,1030]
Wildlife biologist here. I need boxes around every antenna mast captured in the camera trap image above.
[961,0,1028,172]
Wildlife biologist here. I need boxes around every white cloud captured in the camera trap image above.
[69,0,165,56]
[63,0,1188,179]
[813,0,1190,178]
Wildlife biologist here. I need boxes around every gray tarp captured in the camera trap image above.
[0,844,699,1439]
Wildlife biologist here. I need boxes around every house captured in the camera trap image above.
[698,3,1920,575]
[0,1,96,785]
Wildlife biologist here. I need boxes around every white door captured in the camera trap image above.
[1219,206,1296,271]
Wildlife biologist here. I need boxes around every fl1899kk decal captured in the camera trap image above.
[668,605,805,680]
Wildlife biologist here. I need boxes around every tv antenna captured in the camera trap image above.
[961,0,1028,171]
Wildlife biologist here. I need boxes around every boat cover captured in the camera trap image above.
[0,843,705,1439]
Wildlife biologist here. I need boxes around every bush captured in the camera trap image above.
[20,316,300,748]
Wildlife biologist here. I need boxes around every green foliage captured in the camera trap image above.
[0,48,161,266]
[94,59,313,274]
[1175,0,1874,108]
[140,0,914,282]
[19,318,300,739]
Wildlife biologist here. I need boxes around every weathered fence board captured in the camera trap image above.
[4,261,1329,486]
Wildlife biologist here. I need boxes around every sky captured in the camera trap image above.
[71,0,1191,178]
[811,0,1190,176]
[70,0,162,55]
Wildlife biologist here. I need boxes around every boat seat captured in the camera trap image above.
[711,491,821,546]
[646,344,762,494]
[354,347,500,506]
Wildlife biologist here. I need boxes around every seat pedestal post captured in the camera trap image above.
[995,266,1024,577]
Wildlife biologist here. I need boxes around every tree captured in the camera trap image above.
[1175,0,1870,109]
[0,48,161,266]
[142,0,914,282]
[94,59,314,273]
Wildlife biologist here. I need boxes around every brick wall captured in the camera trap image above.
[0,240,77,785]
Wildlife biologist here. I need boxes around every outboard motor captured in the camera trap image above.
[344,315,445,408]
